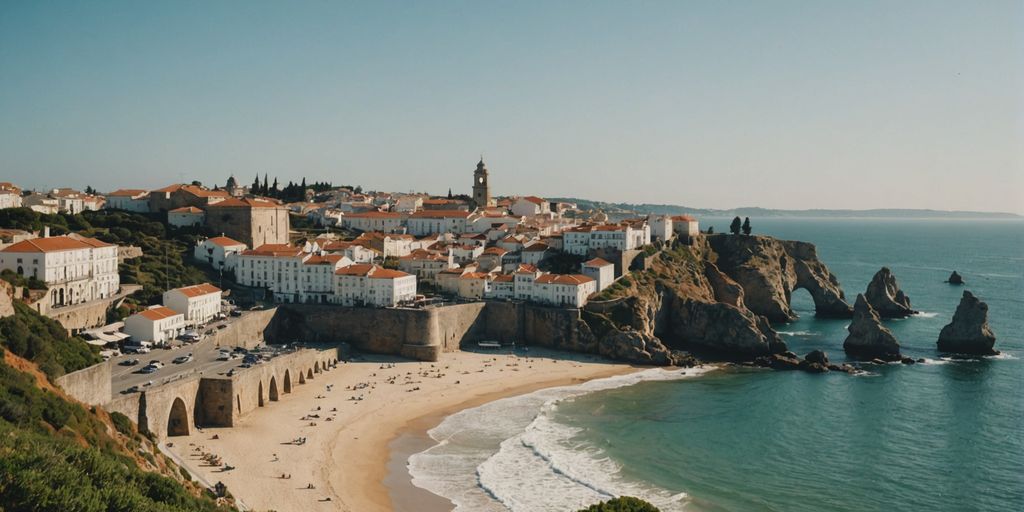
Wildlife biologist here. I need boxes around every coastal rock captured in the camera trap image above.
[804,350,830,366]
[703,262,745,308]
[864,267,917,318]
[947,271,963,285]
[937,291,998,355]
[707,235,852,322]
[597,330,673,366]
[843,294,902,361]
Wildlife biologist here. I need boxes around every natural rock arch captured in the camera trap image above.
[258,381,265,407]
[167,397,190,436]
[283,370,292,393]
[269,376,279,402]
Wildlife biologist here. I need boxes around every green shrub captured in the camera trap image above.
[578,496,661,512]
[110,412,133,437]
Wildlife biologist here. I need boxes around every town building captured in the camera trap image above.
[407,210,471,236]
[147,184,228,212]
[398,249,455,283]
[163,283,222,327]
[563,223,651,256]
[671,215,700,239]
[168,206,206,228]
[341,211,407,233]
[294,254,350,305]
[471,158,492,209]
[332,264,417,307]
[124,306,185,344]
[0,183,23,209]
[581,258,615,291]
[193,236,247,271]
[205,197,290,248]
[0,234,120,308]
[104,189,150,212]
[647,214,673,242]
[511,196,550,217]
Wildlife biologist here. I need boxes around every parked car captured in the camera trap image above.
[229,309,243,317]
[147,360,164,368]
[239,363,253,369]
[216,324,227,330]
[172,354,193,364]
[124,345,151,354]
[139,365,159,374]
[121,385,140,394]
[119,359,140,366]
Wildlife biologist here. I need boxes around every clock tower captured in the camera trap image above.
[472,157,491,209]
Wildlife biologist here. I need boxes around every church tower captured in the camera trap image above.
[472,157,491,209]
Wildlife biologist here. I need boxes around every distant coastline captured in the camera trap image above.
[549,198,1024,220]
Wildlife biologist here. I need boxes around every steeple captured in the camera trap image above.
[472,156,491,210]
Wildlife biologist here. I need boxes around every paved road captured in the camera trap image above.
[109,315,262,395]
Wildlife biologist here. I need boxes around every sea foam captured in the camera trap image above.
[408,367,713,511]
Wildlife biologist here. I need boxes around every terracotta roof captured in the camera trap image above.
[490,274,514,283]
[460,272,489,280]
[523,243,550,252]
[335,264,412,279]
[2,236,110,253]
[535,274,595,285]
[583,258,613,267]
[513,264,539,274]
[206,236,245,248]
[242,244,305,257]
[345,211,405,219]
[482,247,508,256]
[400,249,446,261]
[671,215,697,222]
[304,254,345,266]
[152,184,229,198]
[107,189,148,197]
[410,210,471,219]
[137,306,181,321]
[520,196,545,206]
[207,197,280,208]
[171,283,221,298]
[169,206,204,214]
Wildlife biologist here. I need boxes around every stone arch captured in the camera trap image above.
[299,370,306,384]
[307,368,313,380]
[258,380,265,407]
[167,397,189,436]
[58,288,65,306]
[314,361,321,373]
[269,376,279,402]
[283,370,292,393]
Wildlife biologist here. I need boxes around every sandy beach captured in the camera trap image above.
[165,348,642,511]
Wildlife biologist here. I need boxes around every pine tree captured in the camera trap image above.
[730,216,742,235]
[262,174,269,195]
[707,226,714,234]
[252,174,260,193]
[300,177,307,189]
[272,177,279,192]
[742,217,752,235]
[448,188,453,199]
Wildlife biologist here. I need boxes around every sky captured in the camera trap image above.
[1,0,1021,213]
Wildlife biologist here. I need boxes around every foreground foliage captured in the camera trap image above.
[0,301,99,378]
[578,496,661,512]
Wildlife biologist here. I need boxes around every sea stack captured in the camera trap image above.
[843,294,902,361]
[864,267,916,318]
[937,290,998,355]
[947,271,964,285]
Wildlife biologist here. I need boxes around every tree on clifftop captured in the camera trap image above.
[742,217,751,235]
[730,216,742,235]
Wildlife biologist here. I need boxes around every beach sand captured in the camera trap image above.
[165,348,641,512]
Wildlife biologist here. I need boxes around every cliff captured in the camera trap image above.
[580,235,852,362]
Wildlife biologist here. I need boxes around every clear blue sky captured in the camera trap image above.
[1,0,1021,213]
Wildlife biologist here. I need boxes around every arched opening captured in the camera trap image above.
[314,362,320,373]
[269,376,279,402]
[789,288,816,317]
[167,397,189,436]
[58,288,65,306]
[258,381,265,407]
[299,370,306,384]
[283,370,292,393]
[307,369,313,380]
[236,395,241,414]
[16,266,23,276]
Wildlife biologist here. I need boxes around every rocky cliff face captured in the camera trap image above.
[706,235,852,322]
[843,294,902,361]
[581,238,793,361]
[864,267,916,318]
[937,290,997,355]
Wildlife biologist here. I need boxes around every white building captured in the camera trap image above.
[482,267,597,307]
[671,215,700,238]
[563,223,651,256]
[295,254,351,304]
[104,189,150,212]
[0,234,120,308]
[0,189,22,209]
[320,240,377,263]
[163,283,222,327]
[398,249,454,283]
[511,196,550,217]
[647,214,673,242]
[395,195,424,213]
[124,306,185,344]
[407,210,470,236]
[194,236,247,271]
[581,258,615,291]
[168,206,206,227]
[341,211,407,233]
[332,264,417,307]
[521,242,552,265]
[230,244,309,291]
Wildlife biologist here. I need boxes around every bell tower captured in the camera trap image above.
[472,157,491,209]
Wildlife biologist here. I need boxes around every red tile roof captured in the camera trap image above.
[334,264,412,279]
[535,274,595,285]
[137,306,181,321]
[583,258,613,267]
[2,236,111,253]
[172,283,221,298]
[521,196,545,205]
[107,189,148,197]
[410,210,471,219]
[169,206,204,214]
[242,244,304,257]
[523,243,550,252]
[207,197,280,208]
[345,211,405,219]
[206,236,245,248]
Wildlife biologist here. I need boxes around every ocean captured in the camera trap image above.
[408,218,1024,512]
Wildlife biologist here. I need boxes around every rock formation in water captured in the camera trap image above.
[706,235,852,322]
[864,267,916,318]
[937,291,997,355]
[947,271,964,285]
[843,294,902,361]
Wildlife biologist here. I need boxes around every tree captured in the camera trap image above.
[252,174,260,193]
[84,185,95,195]
[300,177,307,189]
[577,496,660,512]
[742,217,751,235]
[271,177,279,191]
[707,226,714,234]
[729,216,742,235]
[262,173,269,195]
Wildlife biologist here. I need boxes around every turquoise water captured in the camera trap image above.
[556,219,1024,511]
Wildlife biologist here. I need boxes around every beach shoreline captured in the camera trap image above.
[164,348,643,512]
